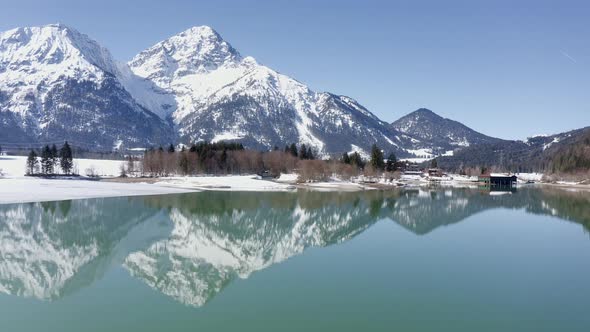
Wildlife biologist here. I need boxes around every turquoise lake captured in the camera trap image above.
[0,187,589,331]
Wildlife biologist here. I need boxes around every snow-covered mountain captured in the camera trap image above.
[0,24,524,157]
[126,26,408,156]
[0,24,174,149]
[390,108,502,158]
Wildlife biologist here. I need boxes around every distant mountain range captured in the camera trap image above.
[437,126,590,172]
[391,108,502,156]
[0,24,587,162]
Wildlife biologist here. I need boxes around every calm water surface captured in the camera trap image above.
[0,187,589,331]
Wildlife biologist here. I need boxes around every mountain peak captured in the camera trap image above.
[44,22,70,30]
[1,23,89,44]
[129,25,241,77]
[172,25,226,49]
[0,24,173,147]
[408,108,441,119]
[182,25,219,37]
[0,23,117,76]
[391,108,500,152]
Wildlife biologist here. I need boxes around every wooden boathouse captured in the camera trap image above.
[478,173,517,187]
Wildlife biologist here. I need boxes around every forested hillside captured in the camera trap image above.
[437,127,590,174]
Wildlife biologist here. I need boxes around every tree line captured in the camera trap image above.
[545,131,590,173]
[130,141,400,182]
[137,141,299,177]
[16,138,407,181]
[25,142,74,176]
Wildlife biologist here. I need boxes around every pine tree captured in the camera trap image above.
[126,155,135,175]
[41,145,52,175]
[50,144,58,173]
[168,143,175,153]
[289,143,298,157]
[350,152,364,168]
[178,151,190,175]
[220,149,228,172]
[342,152,351,164]
[431,158,438,169]
[299,144,308,159]
[307,146,314,160]
[370,144,385,170]
[26,150,39,175]
[385,153,397,172]
[59,141,74,175]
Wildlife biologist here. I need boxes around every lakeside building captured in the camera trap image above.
[427,168,444,177]
[478,173,517,187]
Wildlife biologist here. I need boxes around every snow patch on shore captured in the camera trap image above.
[515,173,544,182]
[0,178,194,205]
[155,176,295,192]
[0,156,192,204]
[0,156,125,179]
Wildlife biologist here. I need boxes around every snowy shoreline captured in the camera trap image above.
[0,156,370,204]
[0,156,194,204]
[2,156,590,205]
[0,177,196,205]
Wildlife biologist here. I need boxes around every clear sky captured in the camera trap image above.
[1,0,588,140]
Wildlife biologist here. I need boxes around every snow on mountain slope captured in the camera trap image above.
[0,24,174,148]
[0,24,116,90]
[1,24,512,157]
[126,26,243,120]
[127,26,406,156]
[391,108,502,157]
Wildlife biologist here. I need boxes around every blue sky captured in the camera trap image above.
[1,0,588,139]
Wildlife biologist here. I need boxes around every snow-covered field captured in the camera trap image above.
[0,156,302,204]
[0,155,125,178]
[302,182,372,191]
[0,156,194,204]
[0,156,345,204]
[3,155,579,205]
[0,178,195,205]
[0,155,379,204]
[515,173,544,182]
[155,176,295,192]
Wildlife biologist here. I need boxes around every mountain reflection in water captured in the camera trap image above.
[0,187,588,306]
